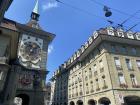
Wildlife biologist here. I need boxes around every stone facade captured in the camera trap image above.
[51,27,140,105]
[0,0,13,22]
[0,1,55,105]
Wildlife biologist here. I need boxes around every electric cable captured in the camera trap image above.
[55,0,140,31]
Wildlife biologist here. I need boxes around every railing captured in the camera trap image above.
[132,85,140,88]
[120,84,128,88]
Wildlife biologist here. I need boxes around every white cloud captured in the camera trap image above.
[42,2,58,11]
[48,45,54,54]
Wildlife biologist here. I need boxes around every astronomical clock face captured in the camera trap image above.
[18,34,43,69]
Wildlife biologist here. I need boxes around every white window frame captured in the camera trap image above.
[135,33,140,40]
[127,31,134,39]
[118,74,126,84]
[107,27,115,36]
[136,60,140,68]
[125,59,132,70]
[114,57,121,68]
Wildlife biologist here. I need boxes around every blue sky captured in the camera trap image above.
[5,0,140,81]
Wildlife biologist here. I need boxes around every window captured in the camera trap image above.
[111,45,116,52]
[117,31,124,37]
[118,74,126,84]
[0,71,3,80]
[136,60,140,69]
[121,46,127,53]
[96,79,100,90]
[114,57,121,69]
[132,48,136,55]
[107,27,114,36]
[125,59,132,70]
[127,31,134,39]
[93,64,97,71]
[89,68,92,78]
[130,74,137,86]
[99,60,103,69]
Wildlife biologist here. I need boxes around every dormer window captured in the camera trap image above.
[85,42,89,49]
[127,31,134,39]
[73,53,77,60]
[93,31,98,39]
[117,29,124,37]
[107,27,114,36]
[81,45,85,53]
[71,57,73,63]
[135,32,140,40]
[88,36,93,44]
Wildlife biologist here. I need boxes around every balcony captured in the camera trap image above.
[116,66,123,70]
[120,83,128,88]
[79,91,83,95]
[96,88,100,91]
[86,91,89,94]
[132,85,140,88]
[90,89,94,93]
[102,85,108,89]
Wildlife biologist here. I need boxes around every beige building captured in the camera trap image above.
[51,27,140,105]
[44,82,52,105]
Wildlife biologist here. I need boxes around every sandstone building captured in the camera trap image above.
[51,27,140,105]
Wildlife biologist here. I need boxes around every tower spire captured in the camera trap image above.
[33,0,39,14]
[31,0,40,21]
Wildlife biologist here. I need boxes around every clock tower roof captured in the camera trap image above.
[26,0,41,29]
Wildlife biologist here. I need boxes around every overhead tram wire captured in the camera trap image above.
[55,0,108,21]
[89,0,140,20]
[117,10,140,28]
[55,0,117,26]
[55,0,134,31]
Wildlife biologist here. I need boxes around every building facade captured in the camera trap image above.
[51,27,140,105]
[0,0,55,105]
[44,82,52,105]
[0,0,13,21]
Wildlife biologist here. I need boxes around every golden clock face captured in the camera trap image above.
[20,41,41,61]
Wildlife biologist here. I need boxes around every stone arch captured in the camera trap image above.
[98,97,111,105]
[77,100,83,105]
[124,95,140,105]
[14,94,30,105]
[88,99,96,105]
[70,101,75,105]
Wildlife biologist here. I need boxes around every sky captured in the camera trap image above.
[5,0,140,81]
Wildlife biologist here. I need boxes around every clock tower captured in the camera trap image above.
[1,0,55,105]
